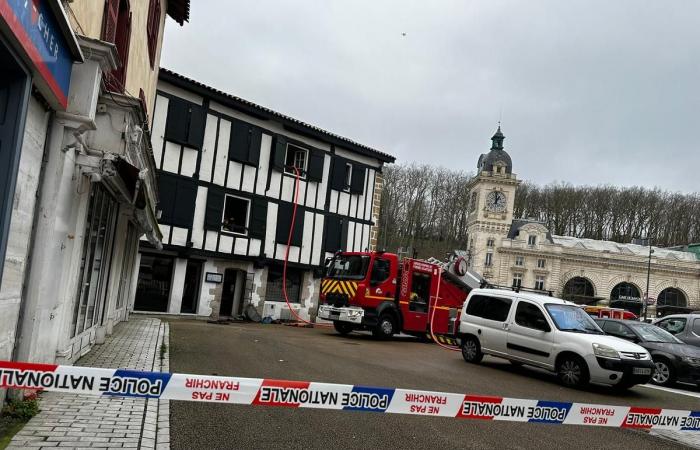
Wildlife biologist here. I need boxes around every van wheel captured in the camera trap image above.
[372,314,396,339]
[557,355,589,388]
[461,336,483,363]
[333,321,354,335]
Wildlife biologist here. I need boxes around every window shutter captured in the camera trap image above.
[350,165,366,194]
[157,172,177,224]
[172,178,197,228]
[248,127,262,165]
[164,97,189,145]
[146,0,161,68]
[271,135,287,171]
[324,216,341,252]
[108,11,131,93]
[276,203,304,247]
[187,104,206,150]
[306,149,325,182]
[229,119,249,163]
[340,219,349,251]
[102,0,119,43]
[330,157,347,191]
[204,187,225,230]
[248,199,268,239]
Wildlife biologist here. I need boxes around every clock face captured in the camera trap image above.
[486,191,507,212]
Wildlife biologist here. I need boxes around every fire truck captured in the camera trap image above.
[317,250,483,339]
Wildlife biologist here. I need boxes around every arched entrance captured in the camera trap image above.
[656,287,689,317]
[610,282,642,316]
[562,277,597,305]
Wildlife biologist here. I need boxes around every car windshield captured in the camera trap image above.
[545,304,604,334]
[326,255,370,280]
[632,324,683,343]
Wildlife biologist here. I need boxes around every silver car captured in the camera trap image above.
[654,314,700,348]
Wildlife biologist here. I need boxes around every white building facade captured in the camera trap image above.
[466,128,700,318]
[134,70,394,321]
[0,0,191,400]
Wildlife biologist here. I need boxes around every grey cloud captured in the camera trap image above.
[161,0,700,192]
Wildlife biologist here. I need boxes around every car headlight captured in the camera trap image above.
[681,356,700,367]
[592,343,620,359]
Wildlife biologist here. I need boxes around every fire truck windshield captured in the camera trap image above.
[327,255,370,280]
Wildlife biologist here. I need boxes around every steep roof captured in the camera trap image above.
[158,69,396,163]
[552,236,697,262]
[507,219,553,242]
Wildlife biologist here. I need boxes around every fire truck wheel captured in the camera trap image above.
[333,321,354,335]
[461,336,483,363]
[372,314,396,339]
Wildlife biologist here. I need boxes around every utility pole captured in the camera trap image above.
[643,238,654,321]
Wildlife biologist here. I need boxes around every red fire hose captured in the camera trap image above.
[281,166,331,328]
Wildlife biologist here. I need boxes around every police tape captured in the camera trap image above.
[1,360,698,431]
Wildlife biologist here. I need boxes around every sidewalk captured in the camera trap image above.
[8,318,170,449]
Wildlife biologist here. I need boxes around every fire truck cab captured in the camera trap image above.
[317,251,473,339]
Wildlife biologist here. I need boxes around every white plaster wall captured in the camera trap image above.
[0,97,49,363]
[197,260,217,316]
[168,258,188,314]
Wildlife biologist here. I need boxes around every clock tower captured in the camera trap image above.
[466,126,520,279]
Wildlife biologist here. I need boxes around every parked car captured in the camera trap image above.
[653,314,700,348]
[594,318,700,387]
[457,289,654,389]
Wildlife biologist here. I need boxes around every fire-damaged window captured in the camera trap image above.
[266,264,301,303]
[222,195,250,235]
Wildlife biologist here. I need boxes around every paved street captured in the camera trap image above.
[8,318,170,449]
[168,320,698,450]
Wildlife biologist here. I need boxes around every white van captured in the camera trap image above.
[458,289,655,388]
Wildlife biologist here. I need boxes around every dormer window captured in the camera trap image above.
[528,235,537,246]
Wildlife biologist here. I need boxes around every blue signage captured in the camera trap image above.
[1,0,75,108]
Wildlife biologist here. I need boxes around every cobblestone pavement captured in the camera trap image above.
[8,318,170,450]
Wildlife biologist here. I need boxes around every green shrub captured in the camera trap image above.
[1,398,39,421]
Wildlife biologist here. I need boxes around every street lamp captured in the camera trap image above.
[642,238,654,321]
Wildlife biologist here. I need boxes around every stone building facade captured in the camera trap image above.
[466,128,700,318]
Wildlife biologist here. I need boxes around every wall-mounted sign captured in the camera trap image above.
[617,295,641,302]
[0,0,75,108]
[205,272,223,283]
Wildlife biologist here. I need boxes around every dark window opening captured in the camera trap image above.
[562,277,596,305]
[658,287,687,307]
[222,195,250,235]
[409,272,431,313]
[266,265,302,303]
[134,254,173,312]
[181,260,202,314]
[515,302,547,330]
[284,143,308,176]
[466,295,513,322]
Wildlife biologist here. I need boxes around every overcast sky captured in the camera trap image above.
[161,0,700,193]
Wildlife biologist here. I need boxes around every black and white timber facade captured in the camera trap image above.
[134,69,394,320]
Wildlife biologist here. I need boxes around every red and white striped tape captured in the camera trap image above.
[0,360,697,431]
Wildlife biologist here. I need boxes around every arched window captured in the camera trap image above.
[562,277,596,305]
[658,288,687,308]
[610,282,642,316]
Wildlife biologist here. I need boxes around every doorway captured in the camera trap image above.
[219,269,238,317]
[134,254,174,312]
[0,40,30,285]
[181,260,202,314]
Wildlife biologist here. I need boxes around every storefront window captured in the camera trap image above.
[71,185,119,337]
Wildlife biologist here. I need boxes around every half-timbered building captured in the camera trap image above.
[135,69,395,320]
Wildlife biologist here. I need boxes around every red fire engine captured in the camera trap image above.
[317,251,481,339]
